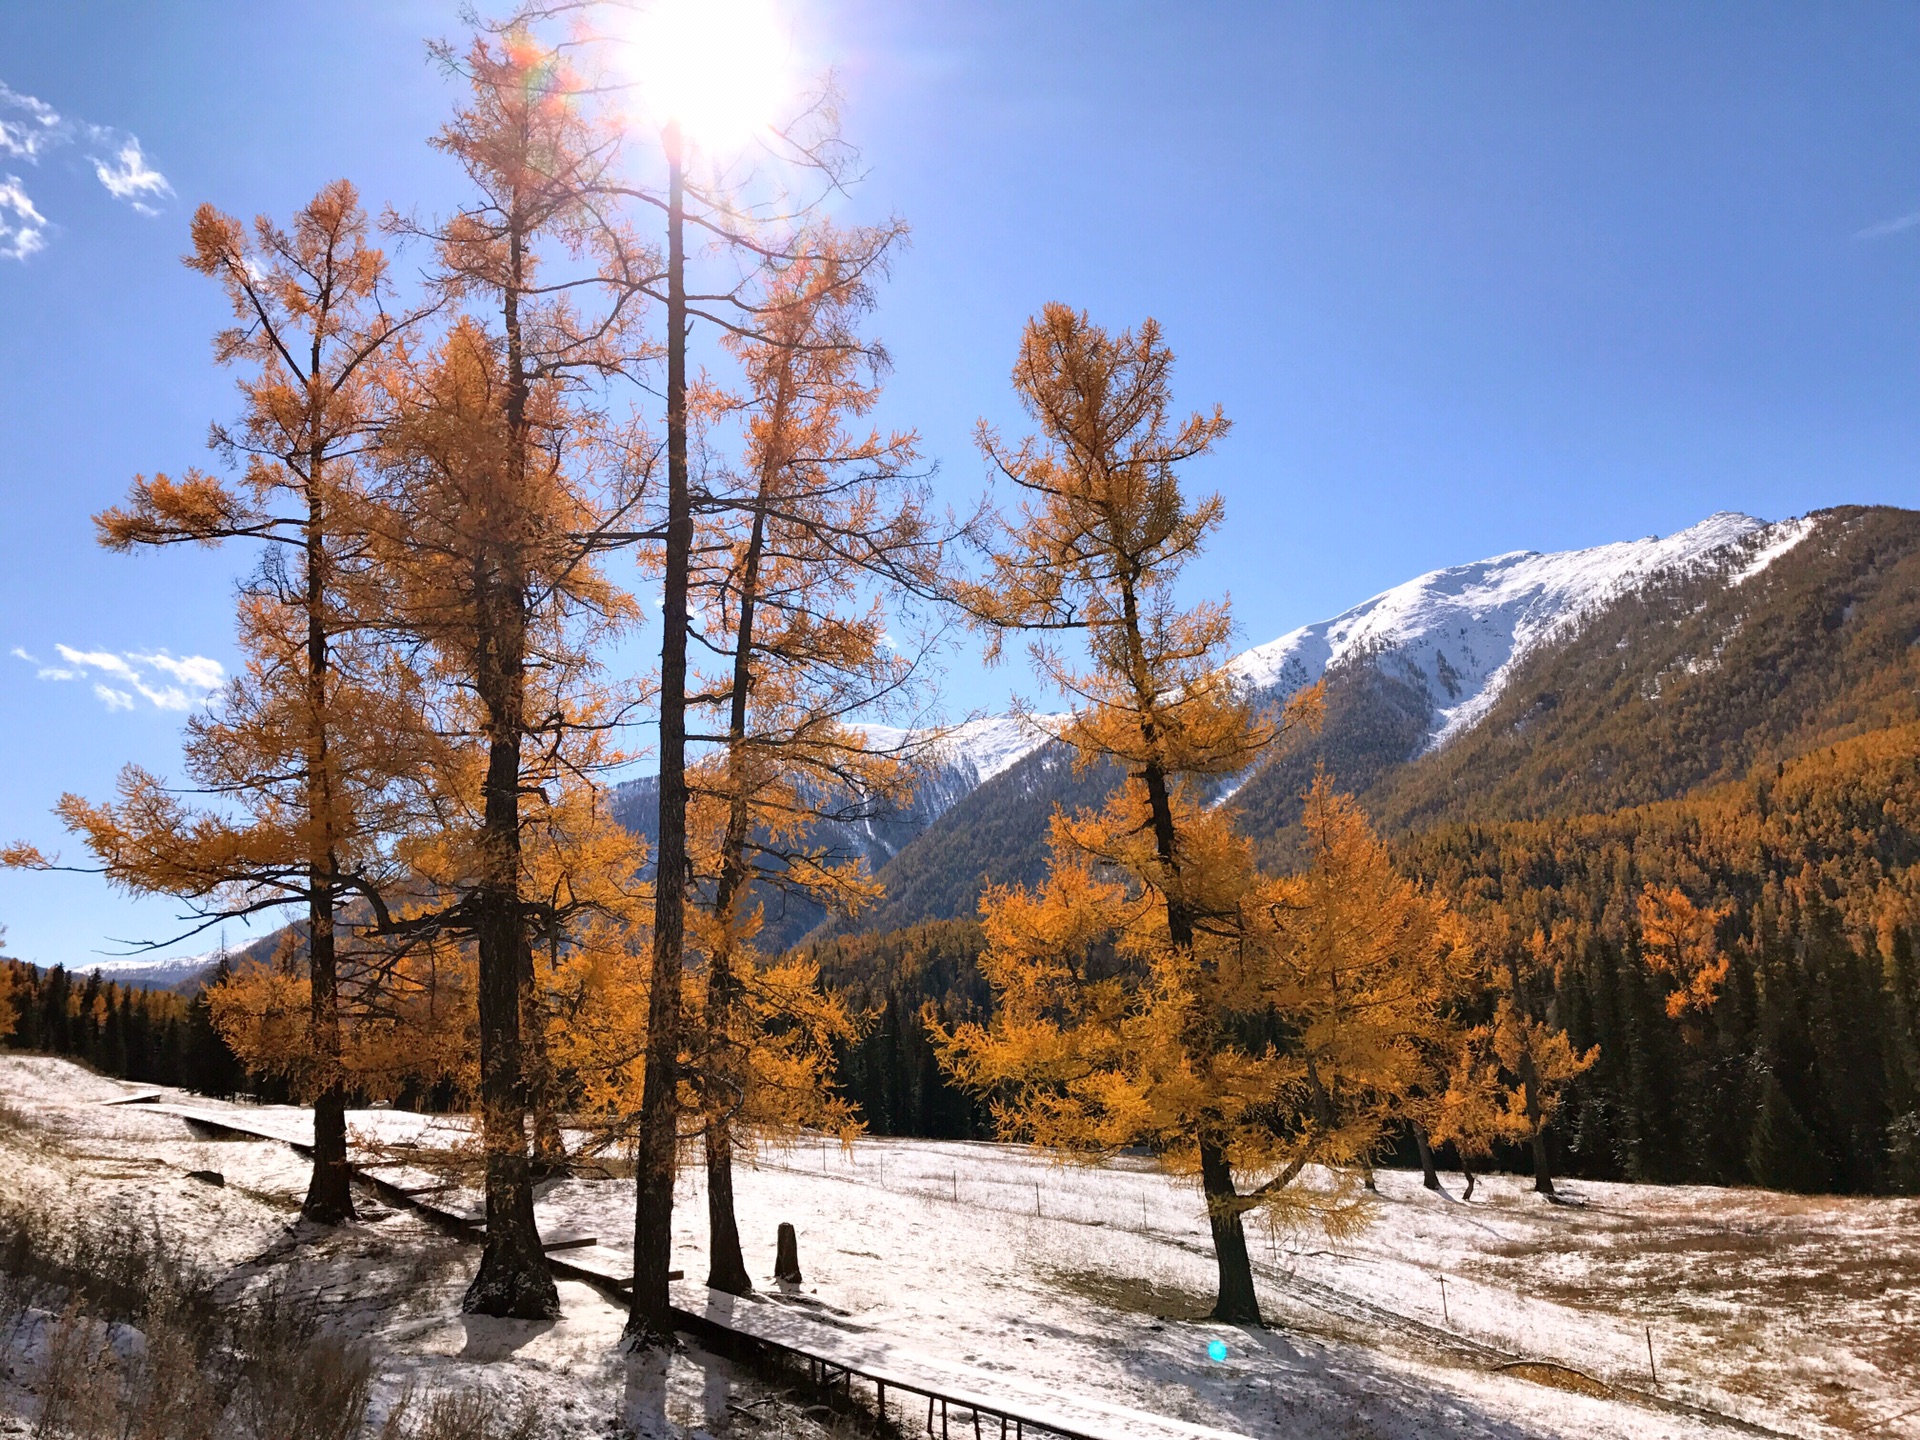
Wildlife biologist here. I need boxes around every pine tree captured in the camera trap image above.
[6,184,424,1223]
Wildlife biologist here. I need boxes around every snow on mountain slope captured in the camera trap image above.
[1732,514,1815,584]
[856,714,1062,789]
[1228,511,1772,750]
[632,513,1794,844]
[63,948,223,992]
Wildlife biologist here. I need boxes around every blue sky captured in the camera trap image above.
[3,1,1918,967]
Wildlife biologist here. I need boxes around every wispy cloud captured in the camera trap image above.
[0,80,171,259]
[91,138,170,214]
[0,174,47,260]
[1856,210,1920,241]
[14,644,225,712]
[0,82,61,161]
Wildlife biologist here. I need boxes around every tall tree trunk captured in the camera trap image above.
[699,410,782,1297]
[704,1120,751,1293]
[304,895,354,1223]
[464,577,558,1319]
[1199,1140,1260,1324]
[302,472,354,1225]
[631,127,690,1345]
[1413,1122,1441,1192]
[1124,574,1261,1325]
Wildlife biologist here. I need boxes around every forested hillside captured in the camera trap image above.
[1402,719,1920,1193]
[1237,505,1920,864]
[0,959,229,1093]
[815,746,1120,939]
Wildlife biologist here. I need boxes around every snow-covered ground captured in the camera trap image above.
[4,1056,1914,1439]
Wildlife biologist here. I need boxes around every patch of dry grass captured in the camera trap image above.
[1044,1268,1212,1321]
[1493,1360,1616,1400]
[0,1190,403,1440]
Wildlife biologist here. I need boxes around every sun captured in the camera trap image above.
[619,0,793,155]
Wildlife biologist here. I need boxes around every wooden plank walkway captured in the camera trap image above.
[139,1100,1254,1440]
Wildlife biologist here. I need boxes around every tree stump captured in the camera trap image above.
[775,1222,802,1283]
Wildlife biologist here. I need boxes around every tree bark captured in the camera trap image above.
[303,901,355,1223]
[467,872,556,1315]
[704,1122,751,1293]
[464,704,557,1317]
[521,939,568,1177]
[1199,1140,1260,1324]
[1517,1052,1556,1196]
[301,457,354,1225]
[630,126,690,1346]
[461,278,558,1313]
[1414,1123,1441,1192]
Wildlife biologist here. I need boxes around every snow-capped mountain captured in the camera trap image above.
[606,510,1817,947]
[855,714,1060,795]
[56,946,233,993]
[867,512,1804,824]
[1227,511,1786,749]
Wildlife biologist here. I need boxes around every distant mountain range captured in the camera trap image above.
[66,503,1895,981]
[808,509,1834,940]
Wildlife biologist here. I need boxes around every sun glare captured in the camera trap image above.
[621,0,793,154]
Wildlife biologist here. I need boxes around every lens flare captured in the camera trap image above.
[619,0,793,154]
[1206,1339,1229,1363]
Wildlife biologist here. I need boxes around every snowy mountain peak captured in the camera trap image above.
[1228,511,1776,750]
[859,714,1063,788]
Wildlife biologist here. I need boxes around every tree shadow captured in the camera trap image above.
[456,1313,556,1361]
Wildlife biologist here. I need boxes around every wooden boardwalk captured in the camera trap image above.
[140,1100,1254,1440]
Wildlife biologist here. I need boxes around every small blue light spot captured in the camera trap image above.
[1206,1340,1229,1363]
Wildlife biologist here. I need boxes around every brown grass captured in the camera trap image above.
[1045,1268,1212,1321]
[1494,1361,1616,1400]
[1,1189,396,1440]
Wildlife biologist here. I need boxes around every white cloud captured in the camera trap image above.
[0,174,48,261]
[135,651,223,692]
[90,138,170,210]
[14,644,224,712]
[1857,210,1920,241]
[0,79,168,259]
[0,82,62,161]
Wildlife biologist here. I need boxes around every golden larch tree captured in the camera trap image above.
[377,24,655,1318]
[8,183,426,1223]
[682,222,937,1291]
[941,305,1337,1322]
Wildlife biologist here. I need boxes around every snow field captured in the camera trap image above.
[3,1057,1915,1439]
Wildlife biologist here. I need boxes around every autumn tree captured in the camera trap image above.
[1638,883,1730,1019]
[5,184,426,1224]
[1478,914,1599,1196]
[0,930,18,1042]
[1426,1025,1524,1200]
[378,27,656,1317]
[938,305,1348,1322]
[677,223,948,1292]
